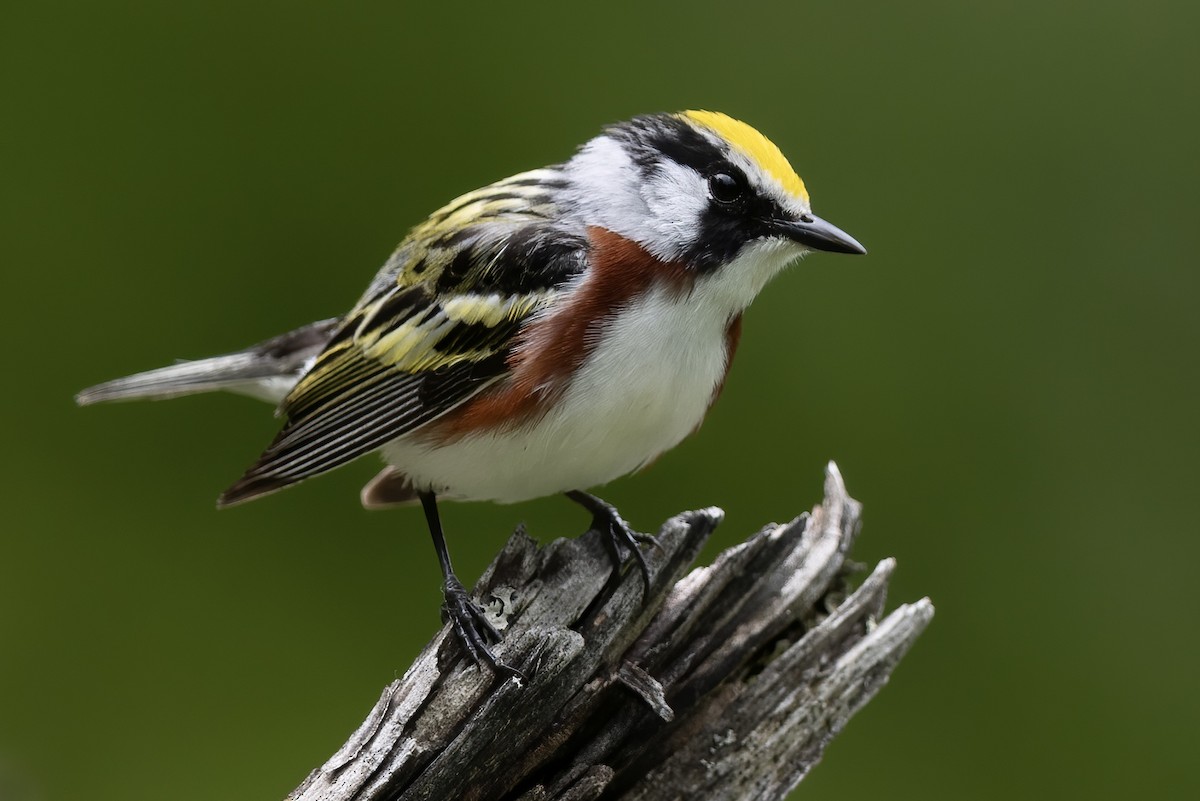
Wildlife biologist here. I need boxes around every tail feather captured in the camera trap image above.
[76,352,291,405]
[76,319,340,407]
[217,473,298,508]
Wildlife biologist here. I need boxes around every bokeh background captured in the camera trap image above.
[3,2,1197,799]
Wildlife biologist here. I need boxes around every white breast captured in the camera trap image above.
[381,283,730,503]
[379,238,803,504]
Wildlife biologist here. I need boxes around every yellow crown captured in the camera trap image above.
[681,110,810,203]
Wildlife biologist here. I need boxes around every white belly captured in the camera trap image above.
[380,283,733,503]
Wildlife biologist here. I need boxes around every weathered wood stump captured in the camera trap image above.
[287,463,933,801]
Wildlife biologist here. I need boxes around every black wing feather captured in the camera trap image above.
[219,353,505,506]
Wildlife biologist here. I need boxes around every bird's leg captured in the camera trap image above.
[419,492,521,680]
[564,490,658,597]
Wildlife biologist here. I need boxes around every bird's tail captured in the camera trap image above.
[75,318,341,407]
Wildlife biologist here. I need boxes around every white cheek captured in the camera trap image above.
[642,160,708,261]
[565,139,708,261]
[566,138,649,238]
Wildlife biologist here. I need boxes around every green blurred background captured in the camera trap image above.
[3,1,1197,799]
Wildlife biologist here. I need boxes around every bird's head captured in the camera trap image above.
[564,111,864,303]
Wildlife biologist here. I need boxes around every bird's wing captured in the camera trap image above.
[220,172,585,505]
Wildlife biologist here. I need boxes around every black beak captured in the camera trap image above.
[772,213,867,255]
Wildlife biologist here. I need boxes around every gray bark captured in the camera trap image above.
[287,462,933,801]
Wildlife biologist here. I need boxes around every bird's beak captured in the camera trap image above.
[771,214,867,255]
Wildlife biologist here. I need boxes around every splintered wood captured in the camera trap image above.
[287,463,933,801]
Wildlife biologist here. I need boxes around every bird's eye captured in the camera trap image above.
[708,171,746,205]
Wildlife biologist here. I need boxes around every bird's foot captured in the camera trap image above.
[441,575,523,681]
[567,491,659,598]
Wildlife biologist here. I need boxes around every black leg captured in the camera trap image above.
[564,490,657,597]
[419,492,520,679]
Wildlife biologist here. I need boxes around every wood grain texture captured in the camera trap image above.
[286,463,933,801]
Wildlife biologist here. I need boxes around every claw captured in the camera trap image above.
[566,491,656,599]
[602,514,653,597]
[422,491,522,682]
[442,577,524,681]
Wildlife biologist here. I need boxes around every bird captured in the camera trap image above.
[76,110,865,676]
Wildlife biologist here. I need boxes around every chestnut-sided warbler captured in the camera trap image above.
[77,111,865,674]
